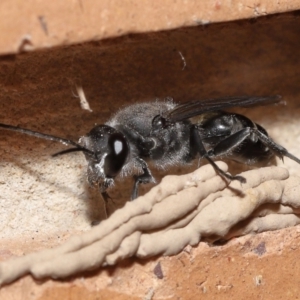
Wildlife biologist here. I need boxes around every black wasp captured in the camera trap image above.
[0,95,299,215]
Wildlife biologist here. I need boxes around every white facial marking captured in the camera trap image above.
[95,153,107,175]
[114,140,123,155]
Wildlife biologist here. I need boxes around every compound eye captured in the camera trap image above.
[105,133,129,177]
[152,115,166,131]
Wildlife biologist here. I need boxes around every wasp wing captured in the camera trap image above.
[165,95,282,123]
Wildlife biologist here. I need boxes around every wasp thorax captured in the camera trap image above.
[80,125,129,189]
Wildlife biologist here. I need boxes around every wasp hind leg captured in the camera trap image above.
[191,125,246,183]
[206,127,300,166]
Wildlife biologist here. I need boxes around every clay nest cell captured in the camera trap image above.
[1,161,300,285]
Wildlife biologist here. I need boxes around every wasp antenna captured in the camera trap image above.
[52,147,93,157]
[0,123,86,150]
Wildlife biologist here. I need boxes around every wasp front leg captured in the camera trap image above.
[131,157,155,200]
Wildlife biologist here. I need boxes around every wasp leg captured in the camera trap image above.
[131,158,155,200]
[91,191,111,226]
[101,191,112,219]
[207,127,300,165]
[192,125,246,183]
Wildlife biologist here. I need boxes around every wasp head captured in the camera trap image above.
[79,125,129,192]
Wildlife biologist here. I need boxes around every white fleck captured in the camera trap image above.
[178,51,187,70]
[254,275,263,286]
[75,85,93,112]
